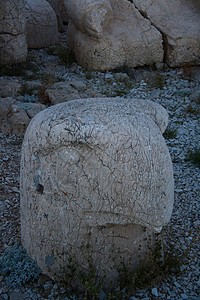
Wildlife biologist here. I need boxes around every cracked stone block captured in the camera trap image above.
[25,0,58,49]
[20,97,174,284]
[66,0,163,71]
[0,0,27,65]
[132,0,200,66]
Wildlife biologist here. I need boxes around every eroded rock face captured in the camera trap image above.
[132,0,200,67]
[0,99,46,136]
[66,0,163,71]
[21,97,174,283]
[0,0,27,65]
[25,0,58,49]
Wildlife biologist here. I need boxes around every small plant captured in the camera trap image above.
[185,147,200,167]
[57,46,76,68]
[57,231,188,299]
[185,104,200,116]
[46,46,57,55]
[85,72,95,80]
[38,84,51,105]
[163,127,177,139]
[151,73,166,89]
[37,73,62,105]
[182,62,194,80]
[78,256,105,299]
[19,83,36,96]
[0,243,41,287]
[60,247,105,299]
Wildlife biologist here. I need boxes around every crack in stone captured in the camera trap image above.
[130,1,169,65]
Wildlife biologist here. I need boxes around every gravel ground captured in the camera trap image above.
[0,42,200,299]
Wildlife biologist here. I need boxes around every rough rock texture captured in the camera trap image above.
[25,0,58,49]
[0,78,21,98]
[67,0,163,71]
[45,81,82,105]
[132,0,200,67]
[0,0,27,65]
[46,0,69,32]
[0,100,46,135]
[190,86,200,104]
[21,97,174,284]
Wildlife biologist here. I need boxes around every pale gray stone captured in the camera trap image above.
[132,0,200,67]
[152,287,159,297]
[0,100,45,135]
[21,97,174,284]
[69,80,87,92]
[0,0,27,65]
[67,0,163,71]
[25,0,58,49]
[45,81,81,105]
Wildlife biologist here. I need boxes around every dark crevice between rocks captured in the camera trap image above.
[130,1,170,66]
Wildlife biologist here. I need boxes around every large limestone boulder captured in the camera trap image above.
[66,0,163,71]
[25,0,58,49]
[20,97,174,284]
[132,0,200,67]
[0,0,27,65]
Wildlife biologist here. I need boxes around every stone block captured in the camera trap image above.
[25,0,58,49]
[0,0,27,65]
[20,97,174,284]
[132,0,200,67]
[66,0,163,71]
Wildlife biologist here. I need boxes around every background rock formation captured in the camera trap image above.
[25,0,58,49]
[132,0,200,67]
[0,0,27,65]
[67,0,164,71]
[46,0,69,32]
[66,0,200,70]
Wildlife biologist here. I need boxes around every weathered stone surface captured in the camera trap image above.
[67,0,163,71]
[132,0,200,67]
[0,0,27,65]
[25,0,58,49]
[21,97,174,283]
[45,81,82,105]
[0,100,45,135]
[46,0,69,31]
[0,78,21,98]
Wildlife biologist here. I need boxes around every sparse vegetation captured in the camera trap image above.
[57,45,76,67]
[0,243,41,287]
[163,127,177,139]
[185,104,200,116]
[146,73,166,89]
[19,83,36,96]
[185,147,200,167]
[46,46,57,56]
[54,228,194,299]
